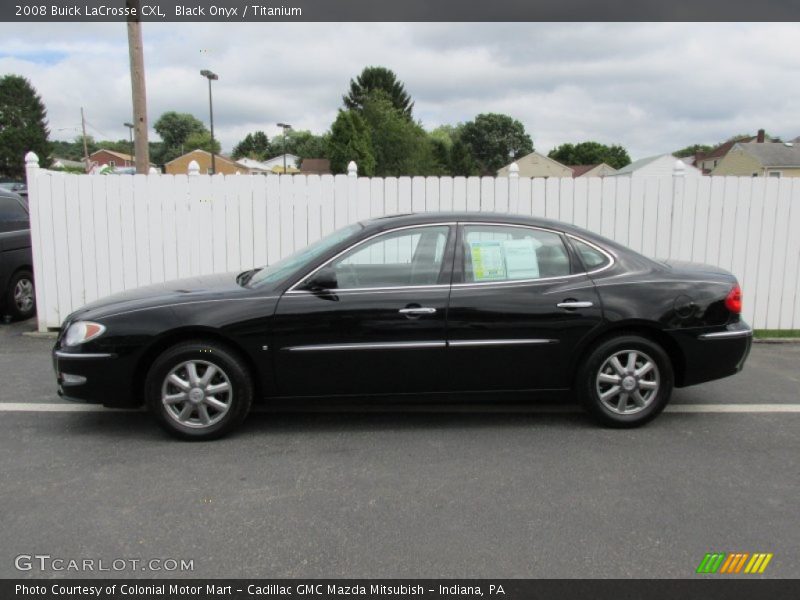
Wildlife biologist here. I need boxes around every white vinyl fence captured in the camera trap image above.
[25,153,800,331]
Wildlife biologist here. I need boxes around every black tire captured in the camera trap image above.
[6,270,36,320]
[577,335,673,428]
[145,340,253,440]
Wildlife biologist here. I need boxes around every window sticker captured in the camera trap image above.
[503,238,541,280]
[469,241,506,281]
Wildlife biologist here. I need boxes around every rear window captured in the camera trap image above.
[572,238,610,271]
[0,196,29,231]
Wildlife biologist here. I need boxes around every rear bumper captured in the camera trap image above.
[672,321,752,387]
[52,348,139,407]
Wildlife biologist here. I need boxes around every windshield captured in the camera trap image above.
[247,223,363,287]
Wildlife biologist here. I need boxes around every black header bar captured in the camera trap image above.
[4,579,799,600]
[3,0,800,22]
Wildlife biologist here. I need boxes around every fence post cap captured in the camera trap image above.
[25,151,40,168]
[347,161,358,177]
[188,160,200,176]
[508,162,520,177]
[673,159,686,176]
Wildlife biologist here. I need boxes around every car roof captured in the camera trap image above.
[364,211,590,237]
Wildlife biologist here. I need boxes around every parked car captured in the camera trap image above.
[0,189,35,321]
[52,212,751,439]
[0,180,28,198]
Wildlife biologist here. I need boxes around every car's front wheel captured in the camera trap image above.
[578,335,673,427]
[145,340,253,440]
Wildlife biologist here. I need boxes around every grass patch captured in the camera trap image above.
[754,329,800,339]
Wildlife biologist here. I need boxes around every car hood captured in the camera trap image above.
[660,259,736,281]
[66,272,247,321]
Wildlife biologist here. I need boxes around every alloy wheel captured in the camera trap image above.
[161,360,233,429]
[595,349,660,415]
[14,278,34,313]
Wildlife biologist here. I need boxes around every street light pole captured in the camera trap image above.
[124,122,134,167]
[200,69,219,174]
[277,122,291,173]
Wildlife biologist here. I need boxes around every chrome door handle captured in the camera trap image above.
[557,301,594,309]
[399,307,437,315]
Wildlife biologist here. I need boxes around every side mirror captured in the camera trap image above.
[305,267,338,291]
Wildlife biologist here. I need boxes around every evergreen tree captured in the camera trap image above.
[327,110,375,175]
[0,75,51,177]
[361,90,430,176]
[343,66,414,119]
[449,139,479,176]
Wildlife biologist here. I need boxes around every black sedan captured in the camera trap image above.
[53,212,752,439]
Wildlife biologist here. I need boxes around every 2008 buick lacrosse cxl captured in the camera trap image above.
[52,212,752,439]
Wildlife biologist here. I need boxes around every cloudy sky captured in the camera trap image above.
[1,22,798,159]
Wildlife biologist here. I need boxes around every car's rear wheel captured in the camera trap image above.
[145,340,253,440]
[578,335,673,427]
[6,270,36,320]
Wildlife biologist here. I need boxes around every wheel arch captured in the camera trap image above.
[571,321,686,388]
[132,326,263,406]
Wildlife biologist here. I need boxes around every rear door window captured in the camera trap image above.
[0,196,29,232]
[461,225,571,282]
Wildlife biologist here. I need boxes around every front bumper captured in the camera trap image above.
[52,348,138,407]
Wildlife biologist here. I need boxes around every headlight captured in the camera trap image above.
[64,321,107,346]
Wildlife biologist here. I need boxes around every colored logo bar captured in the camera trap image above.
[696,552,773,574]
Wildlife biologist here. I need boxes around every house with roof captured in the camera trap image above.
[234,157,272,174]
[164,149,252,175]
[261,153,301,172]
[711,142,800,178]
[88,149,134,169]
[694,136,756,174]
[299,158,332,175]
[568,163,617,178]
[608,154,702,178]
[497,151,573,178]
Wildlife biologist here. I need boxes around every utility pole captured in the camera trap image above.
[81,107,90,172]
[200,70,219,174]
[124,122,135,167]
[126,1,150,174]
[277,123,291,173]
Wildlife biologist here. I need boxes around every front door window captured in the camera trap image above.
[326,225,451,289]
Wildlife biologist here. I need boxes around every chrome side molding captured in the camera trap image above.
[286,339,556,352]
[54,351,116,359]
[698,329,753,340]
[448,339,556,347]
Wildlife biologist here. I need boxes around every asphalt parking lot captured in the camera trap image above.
[0,318,798,579]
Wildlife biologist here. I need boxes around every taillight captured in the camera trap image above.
[725,284,742,314]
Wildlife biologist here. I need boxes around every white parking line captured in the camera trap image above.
[0,403,799,413]
[0,403,112,412]
[665,404,800,413]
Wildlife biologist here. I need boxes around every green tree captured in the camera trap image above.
[269,129,329,160]
[232,131,270,160]
[327,110,375,176]
[428,136,452,176]
[673,143,714,158]
[343,66,414,119]
[184,131,220,155]
[547,141,631,170]
[449,138,479,176]
[460,113,533,175]
[153,111,207,163]
[0,75,51,177]
[360,90,432,176]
